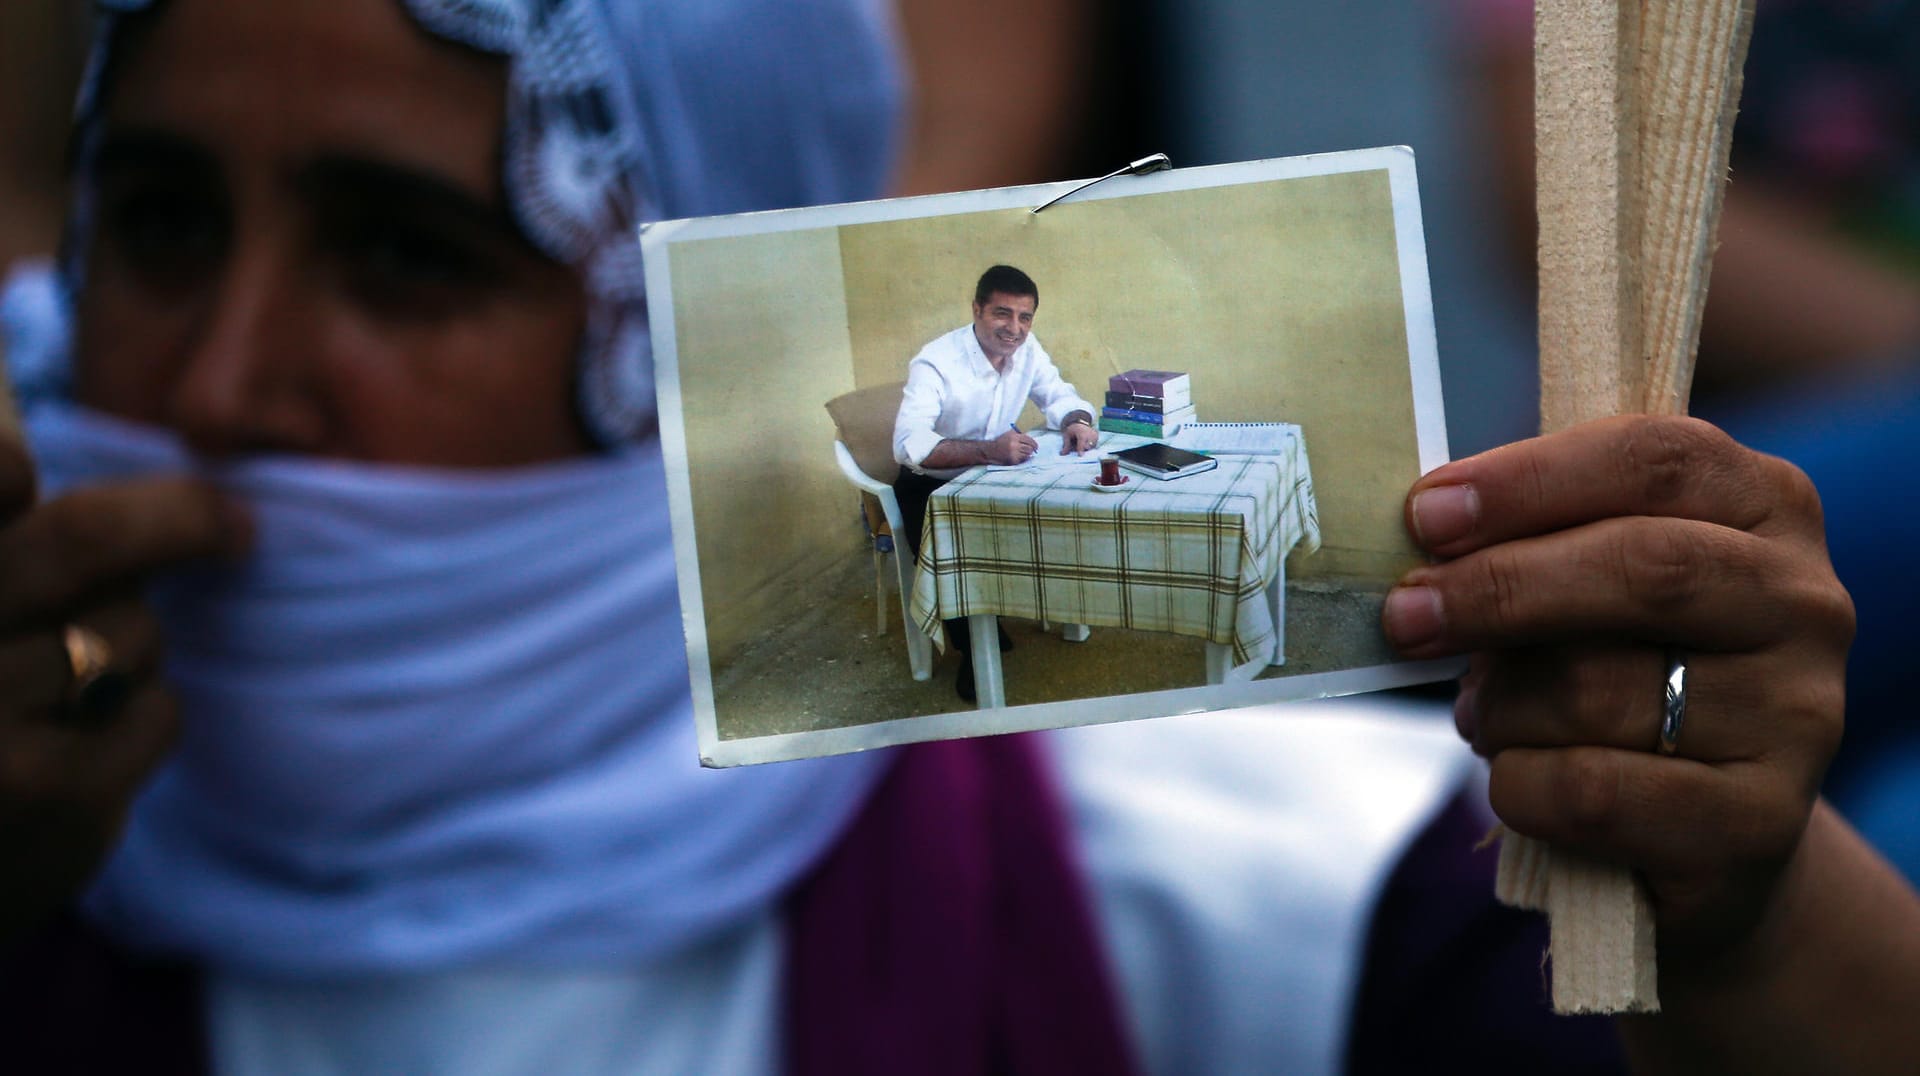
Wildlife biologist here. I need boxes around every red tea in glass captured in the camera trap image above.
[1099,455,1121,485]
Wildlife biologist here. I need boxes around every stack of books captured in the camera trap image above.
[1100,369,1195,437]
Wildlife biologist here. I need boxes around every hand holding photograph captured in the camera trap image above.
[642,147,1456,765]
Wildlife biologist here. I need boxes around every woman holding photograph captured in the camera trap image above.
[0,1,1910,1074]
[0,0,1133,1072]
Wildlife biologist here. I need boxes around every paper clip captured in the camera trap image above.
[1031,153,1173,214]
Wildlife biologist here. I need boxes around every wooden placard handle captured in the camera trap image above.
[1506,0,1755,1015]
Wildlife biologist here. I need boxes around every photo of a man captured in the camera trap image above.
[890,265,1099,698]
[645,148,1450,763]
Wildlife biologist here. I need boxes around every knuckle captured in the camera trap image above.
[1798,572,1858,649]
[1690,421,1777,525]
[1616,520,1701,612]
[1566,652,1649,743]
[1745,545,1856,650]
[1803,694,1846,778]
[1464,547,1528,634]
[1616,416,1777,524]
[1617,417,1704,508]
[1789,572,1850,645]
[1767,675,1847,778]
[1483,653,1616,751]
[1826,587,1858,650]
[1513,443,1556,521]
[1555,749,1623,841]
[1760,454,1825,532]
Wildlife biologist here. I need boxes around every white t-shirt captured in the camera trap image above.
[209,698,1473,1076]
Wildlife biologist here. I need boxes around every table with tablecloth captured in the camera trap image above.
[908,426,1320,706]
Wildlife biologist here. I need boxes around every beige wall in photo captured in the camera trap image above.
[671,166,1431,671]
[840,168,1426,583]
[670,227,858,670]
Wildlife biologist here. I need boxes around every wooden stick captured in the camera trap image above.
[1637,0,1755,415]
[1535,0,1643,434]
[1509,1,1650,1012]
[1507,0,1754,1015]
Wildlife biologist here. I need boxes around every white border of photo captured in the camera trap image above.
[643,146,1461,766]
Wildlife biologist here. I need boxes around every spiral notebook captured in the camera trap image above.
[1169,421,1299,456]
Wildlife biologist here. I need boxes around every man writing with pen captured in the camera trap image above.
[891,264,1098,699]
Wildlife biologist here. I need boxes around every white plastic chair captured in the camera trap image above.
[832,440,933,681]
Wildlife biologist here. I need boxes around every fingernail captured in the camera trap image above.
[1382,585,1444,653]
[1410,484,1479,548]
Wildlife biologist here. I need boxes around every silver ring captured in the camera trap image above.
[1659,656,1688,756]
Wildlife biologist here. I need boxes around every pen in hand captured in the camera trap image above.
[1007,423,1037,464]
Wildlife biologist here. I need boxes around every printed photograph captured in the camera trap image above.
[644,149,1455,764]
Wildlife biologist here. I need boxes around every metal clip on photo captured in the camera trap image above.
[1031,154,1173,214]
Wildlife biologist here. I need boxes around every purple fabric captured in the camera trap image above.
[782,734,1143,1076]
[1345,785,1627,1075]
[0,735,1141,1076]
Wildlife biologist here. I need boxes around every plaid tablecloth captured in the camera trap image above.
[909,429,1320,665]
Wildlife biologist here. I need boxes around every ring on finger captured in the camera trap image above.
[62,624,134,721]
[1658,654,1688,756]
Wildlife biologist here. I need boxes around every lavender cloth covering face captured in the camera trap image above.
[19,400,887,977]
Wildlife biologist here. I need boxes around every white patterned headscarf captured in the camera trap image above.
[70,0,659,444]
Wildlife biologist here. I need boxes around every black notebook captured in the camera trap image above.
[1113,442,1218,480]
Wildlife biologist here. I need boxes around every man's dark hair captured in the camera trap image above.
[973,265,1038,308]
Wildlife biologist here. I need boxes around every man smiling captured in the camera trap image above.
[891,264,1097,699]
[892,265,1096,481]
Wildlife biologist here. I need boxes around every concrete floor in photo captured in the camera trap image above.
[711,554,1401,741]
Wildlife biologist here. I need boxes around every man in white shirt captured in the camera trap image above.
[891,265,1098,699]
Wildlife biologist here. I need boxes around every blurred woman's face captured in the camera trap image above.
[73,0,593,466]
